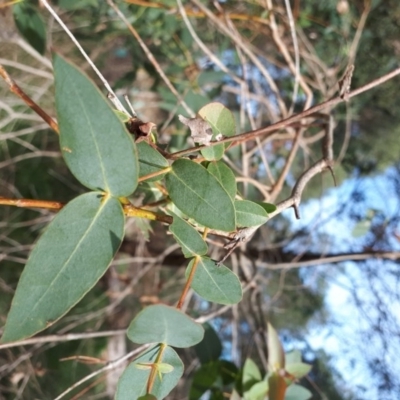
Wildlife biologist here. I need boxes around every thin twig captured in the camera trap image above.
[0,330,126,350]
[54,345,149,400]
[168,66,400,158]
[39,0,130,116]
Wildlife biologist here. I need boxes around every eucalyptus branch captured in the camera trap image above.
[168,65,400,159]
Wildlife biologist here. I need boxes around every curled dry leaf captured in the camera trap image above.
[128,117,157,143]
[179,114,213,146]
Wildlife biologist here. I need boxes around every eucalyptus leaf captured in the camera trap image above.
[255,201,277,214]
[1,192,124,343]
[244,381,269,400]
[235,200,269,227]
[207,161,236,200]
[198,102,236,161]
[166,159,235,232]
[285,362,312,379]
[54,55,138,197]
[127,304,204,348]
[285,384,312,400]
[169,212,208,257]
[116,344,183,400]
[243,358,262,386]
[186,257,242,305]
[137,142,169,182]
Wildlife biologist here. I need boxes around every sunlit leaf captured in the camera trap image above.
[198,102,236,161]
[244,381,269,400]
[1,192,124,343]
[243,358,262,385]
[284,384,312,400]
[285,363,312,379]
[267,323,285,371]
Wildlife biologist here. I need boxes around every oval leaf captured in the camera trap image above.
[235,200,269,227]
[198,102,236,161]
[245,381,269,400]
[284,384,312,400]
[137,142,169,182]
[207,161,236,200]
[1,192,124,343]
[54,54,138,197]
[165,159,235,232]
[187,257,242,305]
[116,344,183,400]
[285,363,312,379]
[243,358,262,386]
[255,201,277,214]
[169,212,208,258]
[127,304,204,348]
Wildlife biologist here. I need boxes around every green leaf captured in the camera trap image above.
[285,363,312,379]
[137,142,169,182]
[267,323,285,371]
[243,358,262,387]
[255,201,277,214]
[1,192,124,343]
[198,102,236,161]
[169,212,208,258]
[13,3,46,54]
[165,159,235,231]
[127,304,204,348]
[235,200,269,227]
[54,55,138,197]
[116,345,183,400]
[285,350,302,364]
[194,323,222,364]
[187,257,242,305]
[284,384,312,400]
[207,161,236,200]
[244,381,269,400]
